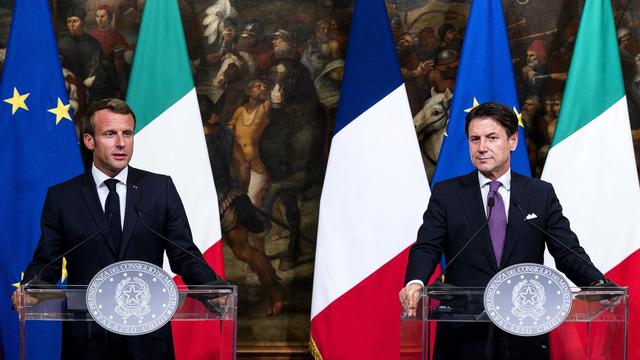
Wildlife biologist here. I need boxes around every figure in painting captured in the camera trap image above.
[427,48,459,94]
[200,94,285,316]
[301,19,343,80]
[88,4,133,96]
[58,7,120,111]
[260,30,325,271]
[397,31,434,115]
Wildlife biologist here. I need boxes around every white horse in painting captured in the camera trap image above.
[413,88,452,178]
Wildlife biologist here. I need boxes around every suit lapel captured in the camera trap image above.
[80,172,118,257]
[119,167,141,258]
[458,171,499,272]
[501,172,528,268]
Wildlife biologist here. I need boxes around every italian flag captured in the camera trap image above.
[126,0,225,358]
[541,0,640,358]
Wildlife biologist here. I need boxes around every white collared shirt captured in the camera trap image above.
[92,164,128,229]
[478,169,511,221]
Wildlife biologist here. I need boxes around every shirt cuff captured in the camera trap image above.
[406,279,424,288]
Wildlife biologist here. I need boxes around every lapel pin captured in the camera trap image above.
[526,213,538,220]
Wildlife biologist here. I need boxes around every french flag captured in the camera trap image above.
[309,0,430,358]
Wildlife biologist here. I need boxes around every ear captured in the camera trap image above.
[508,131,518,151]
[443,88,452,101]
[83,133,95,151]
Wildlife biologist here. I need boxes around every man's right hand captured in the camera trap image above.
[399,283,423,318]
[11,286,37,315]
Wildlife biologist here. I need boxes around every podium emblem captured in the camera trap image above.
[484,263,572,336]
[114,276,152,319]
[86,260,178,336]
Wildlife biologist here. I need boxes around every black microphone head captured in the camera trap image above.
[134,204,142,214]
[512,200,527,218]
[488,196,495,207]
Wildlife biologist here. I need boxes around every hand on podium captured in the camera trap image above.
[188,280,232,313]
[399,283,423,318]
[578,278,624,306]
[11,286,38,316]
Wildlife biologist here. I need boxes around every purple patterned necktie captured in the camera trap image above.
[487,180,506,266]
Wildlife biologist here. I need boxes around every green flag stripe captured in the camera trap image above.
[126,0,193,133]
[551,0,625,146]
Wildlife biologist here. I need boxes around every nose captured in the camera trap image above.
[478,138,488,152]
[115,134,125,147]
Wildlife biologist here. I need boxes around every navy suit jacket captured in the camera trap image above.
[23,166,217,285]
[22,166,218,359]
[405,170,602,287]
[405,170,604,359]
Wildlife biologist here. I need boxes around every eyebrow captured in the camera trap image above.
[470,132,499,137]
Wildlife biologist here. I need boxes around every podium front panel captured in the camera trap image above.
[20,284,237,360]
[400,287,627,360]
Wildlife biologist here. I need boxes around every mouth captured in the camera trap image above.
[113,153,128,161]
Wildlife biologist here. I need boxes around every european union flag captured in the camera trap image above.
[0,1,83,359]
[431,0,531,184]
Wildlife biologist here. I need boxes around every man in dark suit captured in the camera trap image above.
[12,98,220,359]
[399,102,607,359]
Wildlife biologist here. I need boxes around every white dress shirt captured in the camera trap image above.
[92,165,128,230]
[478,169,511,220]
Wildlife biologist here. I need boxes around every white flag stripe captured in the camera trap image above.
[131,89,221,275]
[542,97,640,273]
[311,85,430,318]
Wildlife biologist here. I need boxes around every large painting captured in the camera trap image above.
[0,0,638,355]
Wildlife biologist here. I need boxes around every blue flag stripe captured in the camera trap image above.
[333,0,403,134]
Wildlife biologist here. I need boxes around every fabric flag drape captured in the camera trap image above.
[309,0,430,358]
[125,1,225,358]
[541,0,640,358]
[431,0,530,185]
[0,0,84,359]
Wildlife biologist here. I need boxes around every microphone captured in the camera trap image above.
[27,212,114,286]
[512,200,606,280]
[134,205,231,312]
[133,205,225,283]
[430,193,497,288]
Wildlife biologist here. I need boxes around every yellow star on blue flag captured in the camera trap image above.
[464,97,480,113]
[3,87,29,115]
[47,98,72,124]
[513,106,524,127]
[11,272,24,288]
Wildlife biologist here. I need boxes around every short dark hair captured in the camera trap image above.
[66,7,87,21]
[464,102,518,136]
[83,98,136,135]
